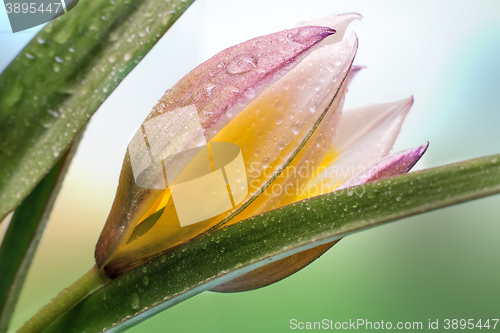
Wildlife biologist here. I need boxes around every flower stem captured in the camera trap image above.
[17,265,110,333]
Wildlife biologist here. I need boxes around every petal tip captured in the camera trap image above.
[393,96,414,118]
[415,141,430,159]
[408,95,415,107]
[292,26,336,45]
[344,12,363,20]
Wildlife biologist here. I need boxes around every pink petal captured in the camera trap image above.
[151,26,336,139]
[337,142,429,190]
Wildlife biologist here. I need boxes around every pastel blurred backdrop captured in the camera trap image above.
[1,0,499,332]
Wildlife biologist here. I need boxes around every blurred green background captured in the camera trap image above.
[1,0,499,332]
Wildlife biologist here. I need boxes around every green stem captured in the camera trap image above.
[17,265,109,333]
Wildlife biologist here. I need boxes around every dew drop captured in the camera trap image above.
[25,53,35,60]
[243,87,256,99]
[275,114,284,125]
[274,99,284,111]
[37,37,45,44]
[308,101,317,113]
[227,55,257,74]
[130,293,140,310]
[126,34,136,43]
[55,56,64,63]
[326,62,336,73]
[47,109,59,118]
[205,84,215,96]
[124,51,133,61]
[297,79,306,90]
[291,122,301,135]
[142,276,149,286]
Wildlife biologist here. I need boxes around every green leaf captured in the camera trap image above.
[0,140,79,333]
[40,153,500,332]
[0,0,196,222]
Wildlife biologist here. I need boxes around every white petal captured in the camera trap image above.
[300,97,413,196]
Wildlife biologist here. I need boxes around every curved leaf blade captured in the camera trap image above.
[43,154,500,332]
[0,145,75,333]
[0,0,196,222]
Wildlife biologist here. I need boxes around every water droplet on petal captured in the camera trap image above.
[291,122,301,135]
[297,79,306,90]
[275,114,284,125]
[326,62,335,73]
[308,101,317,113]
[227,55,257,74]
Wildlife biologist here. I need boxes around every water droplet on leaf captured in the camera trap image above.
[130,293,140,310]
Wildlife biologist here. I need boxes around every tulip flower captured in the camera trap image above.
[95,13,428,291]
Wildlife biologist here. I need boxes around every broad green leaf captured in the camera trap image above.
[0,151,69,332]
[0,0,196,222]
[41,153,500,332]
[0,132,83,333]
